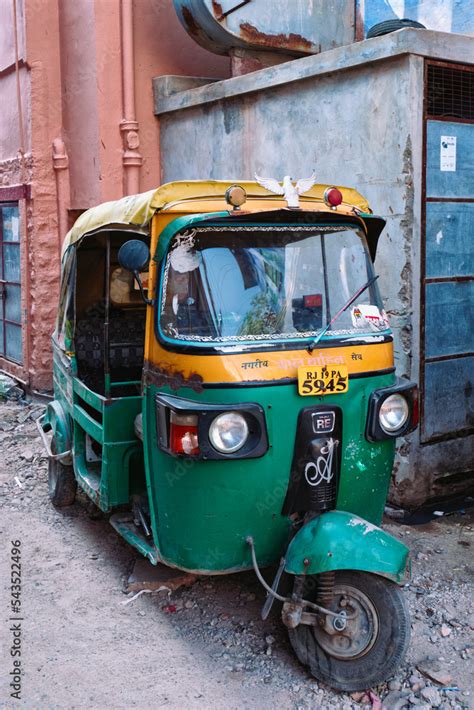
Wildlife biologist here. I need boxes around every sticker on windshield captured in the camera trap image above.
[351,304,389,332]
[170,233,202,273]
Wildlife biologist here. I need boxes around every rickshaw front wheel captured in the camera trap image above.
[288,571,410,692]
[48,444,77,507]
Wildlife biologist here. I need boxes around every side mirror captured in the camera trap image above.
[117,239,153,306]
[118,239,150,272]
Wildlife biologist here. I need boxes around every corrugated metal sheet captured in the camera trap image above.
[426,121,474,198]
[426,202,474,278]
[422,112,474,443]
[425,281,474,358]
[423,357,474,439]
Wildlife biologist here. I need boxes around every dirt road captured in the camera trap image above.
[0,399,472,709]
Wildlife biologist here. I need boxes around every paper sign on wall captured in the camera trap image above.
[440,136,456,172]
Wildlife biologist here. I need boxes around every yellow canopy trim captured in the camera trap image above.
[62,180,372,256]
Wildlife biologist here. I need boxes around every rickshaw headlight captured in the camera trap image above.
[379,394,409,434]
[209,412,249,454]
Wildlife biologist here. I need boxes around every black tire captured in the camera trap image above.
[48,445,77,507]
[367,19,426,39]
[288,571,410,692]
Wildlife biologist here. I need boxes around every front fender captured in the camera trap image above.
[285,511,409,584]
[44,400,72,456]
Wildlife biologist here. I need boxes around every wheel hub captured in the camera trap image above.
[313,584,379,659]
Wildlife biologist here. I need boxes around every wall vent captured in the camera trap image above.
[427,64,474,120]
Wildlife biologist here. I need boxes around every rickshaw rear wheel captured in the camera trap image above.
[48,443,77,507]
[288,571,410,692]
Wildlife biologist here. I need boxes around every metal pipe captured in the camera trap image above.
[120,0,142,195]
[35,415,71,462]
[12,0,26,172]
[52,138,70,259]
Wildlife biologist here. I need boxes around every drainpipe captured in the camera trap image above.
[120,0,142,196]
[52,138,70,259]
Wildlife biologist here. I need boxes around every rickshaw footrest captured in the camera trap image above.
[110,513,160,565]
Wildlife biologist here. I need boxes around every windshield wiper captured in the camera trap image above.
[307,275,379,353]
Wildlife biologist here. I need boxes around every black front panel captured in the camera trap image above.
[282,406,342,516]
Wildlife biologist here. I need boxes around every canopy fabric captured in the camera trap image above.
[61,180,372,256]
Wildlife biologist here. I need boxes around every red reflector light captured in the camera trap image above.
[304,293,322,308]
[324,187,343,207]
[170,412,200,455]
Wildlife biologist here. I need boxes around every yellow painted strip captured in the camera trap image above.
[146,340,393,385]
[62,180,371,254]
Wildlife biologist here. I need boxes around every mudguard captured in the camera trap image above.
[285,510,410,583]
[43,400,72,457]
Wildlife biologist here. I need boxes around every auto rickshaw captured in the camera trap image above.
[39,179,418,691]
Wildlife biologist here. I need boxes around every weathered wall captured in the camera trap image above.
[134,0,231,191]
[0,0,30,162]
[0,0,230,390]
[58,0,101,209]
[154,30,473,505]
[24,0,63,391]
[156,42,423,383]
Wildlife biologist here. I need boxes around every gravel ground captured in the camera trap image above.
[0,397,473,709]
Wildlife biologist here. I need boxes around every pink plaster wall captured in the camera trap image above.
[58,1,101,209]
[0,69,31,161]
[0,0,30,161]
[0,0,231,390]
[23,0,63,390]
[93,2,125,203]
[0,0,25,68]
[134,0,231,190]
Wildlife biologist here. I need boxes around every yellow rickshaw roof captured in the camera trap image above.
[62,180,372,255]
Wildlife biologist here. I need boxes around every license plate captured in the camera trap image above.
[298,365,349,396]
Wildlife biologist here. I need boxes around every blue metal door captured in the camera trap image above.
[422,64,474,442]
[0,204,22,363]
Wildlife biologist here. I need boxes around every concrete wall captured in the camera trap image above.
[154,29,473,505]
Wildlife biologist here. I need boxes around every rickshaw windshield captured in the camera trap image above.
[159,226,389,346]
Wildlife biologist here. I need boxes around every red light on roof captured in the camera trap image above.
[324,187,343,208]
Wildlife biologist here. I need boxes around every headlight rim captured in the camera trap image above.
[208,411,250,454]
[379,393,410,434]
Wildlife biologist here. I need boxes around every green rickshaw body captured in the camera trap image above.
[41,181,420,692]
[44,181,417,580]
[142,375,396,574]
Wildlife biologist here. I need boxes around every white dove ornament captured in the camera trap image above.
[255,172,317,208]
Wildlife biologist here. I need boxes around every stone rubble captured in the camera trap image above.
[0,397,473,709]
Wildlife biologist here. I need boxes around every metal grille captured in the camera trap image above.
[427,64,474,120]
